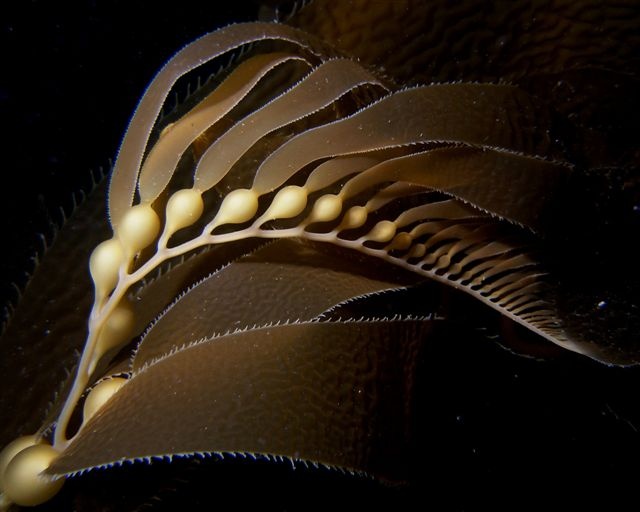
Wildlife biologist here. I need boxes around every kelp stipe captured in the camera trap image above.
[1,1,639,509]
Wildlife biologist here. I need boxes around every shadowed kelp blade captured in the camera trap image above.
[132,238,417,369]
[50,320,433,480]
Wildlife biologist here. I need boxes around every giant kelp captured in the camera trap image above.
[1,1,639,510]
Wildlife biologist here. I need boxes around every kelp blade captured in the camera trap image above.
[132,239,415,369]
[50,320,433,480]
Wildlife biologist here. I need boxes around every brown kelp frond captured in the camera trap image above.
[127,239,272,341]
[132,239,278,314]
[131,238,414,370]
[101,21,568,362]
[135,309,438,375]
[43,19,585,460]
[133,319,306,377]
[312,287,418,322]
[288,0,640,85]
[1,4,639,509]
[108,22,338,227]
[138,52,312,204]
[48,320,432,481]
[192,57,387,193]
[321,147,570,232]
[249,82,558,194]
[156,41,259,124]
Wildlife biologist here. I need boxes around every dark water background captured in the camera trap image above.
[1,1,639,510]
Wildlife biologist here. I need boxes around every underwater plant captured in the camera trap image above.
[1,0,639,509]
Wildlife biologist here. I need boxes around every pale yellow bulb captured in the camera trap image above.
[388,232,412,251]
[435,254,451,269]
[261,186,308,221]
[118,203,160,255]
[366,220,396,243]
[0,436,38,492]
[83,377,127,422]
[449,262,463,276]
[2,443,64,506]
[89,238,124,297]
[308,194,342,223]
[408,243,427,259]
[214,188,259,226]
[165,188,204,234]
[340,206,368,230]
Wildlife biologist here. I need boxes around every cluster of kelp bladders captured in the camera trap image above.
[0,22,574,507]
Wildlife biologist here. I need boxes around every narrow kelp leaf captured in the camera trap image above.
[49,320,434,480]
[330,146,570,231]
[137,52,311,203]
[108,22,337,227]
[250,83,555,194]
[193,58,385,192]
[132,238,416,369]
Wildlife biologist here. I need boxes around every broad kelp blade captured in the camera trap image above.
[132,238,416,370]
[49,320,434,480]
[287,0,640,85]
[127,238,269,342]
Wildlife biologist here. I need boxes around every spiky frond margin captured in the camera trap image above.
[133,316,437,377]
[56,447,372,483]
